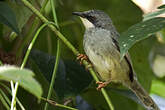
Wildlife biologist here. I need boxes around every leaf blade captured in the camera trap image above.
[0,65,42,98]
[119,17,165,58]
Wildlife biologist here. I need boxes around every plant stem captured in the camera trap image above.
[56,103,78,110]
[21,23,48,69]
[10,23,50,110]
[44,0,61,109]
[20,0,114,109]
[42,97,78,110]
[16,0,49,58]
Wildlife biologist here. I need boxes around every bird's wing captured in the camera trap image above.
[112,37,134,82]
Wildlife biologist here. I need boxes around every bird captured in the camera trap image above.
[72,10,159,110]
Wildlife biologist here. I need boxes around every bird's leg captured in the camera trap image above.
[96,80,111,90]
[77,54,93,70]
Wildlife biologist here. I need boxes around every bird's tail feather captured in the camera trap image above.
[129,80,159,110]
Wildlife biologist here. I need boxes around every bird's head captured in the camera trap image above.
[72,10,113,29]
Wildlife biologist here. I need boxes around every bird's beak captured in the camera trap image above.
[72,12,86,18]
[72,11,94,29]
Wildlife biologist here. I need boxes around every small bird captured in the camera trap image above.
[73,10,159,110]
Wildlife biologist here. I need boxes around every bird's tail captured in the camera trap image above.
[129,80,159,110]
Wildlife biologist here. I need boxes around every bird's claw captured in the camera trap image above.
[96,81,108,90]
[77,54,89,65]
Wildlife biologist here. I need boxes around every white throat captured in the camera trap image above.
[80,17,95,29]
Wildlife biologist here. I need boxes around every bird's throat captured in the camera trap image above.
[80,17,95,29]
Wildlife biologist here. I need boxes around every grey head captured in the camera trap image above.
[73,10,119,39]
[72,10,114,30]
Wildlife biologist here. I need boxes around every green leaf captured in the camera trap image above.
[6,0,44,33]
[0,65,42,98]
[29,50,92,99]
[0,1,19,34]
[151,79,165,98]
[119,17,165,59]
[143,5,165,21]
[28,59,58,110]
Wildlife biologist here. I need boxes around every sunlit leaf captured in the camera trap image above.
[119,17,165,59]
[151,79,165,98]
[0,65,42,98]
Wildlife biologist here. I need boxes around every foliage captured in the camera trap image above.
[0,0,165,110]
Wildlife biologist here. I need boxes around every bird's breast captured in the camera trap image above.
[83,28,130,83]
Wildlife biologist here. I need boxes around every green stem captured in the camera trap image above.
[11,23,50,110]
[44,0,61,109]
[44,40,60,110]
[21,23,48,69]
[16,0,49,58]
[56,103,77,110]
[20,0,114,109]
[42,97,78,110]
[50,0,58,27]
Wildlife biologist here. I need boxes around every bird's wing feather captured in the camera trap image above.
[112,37,134,82]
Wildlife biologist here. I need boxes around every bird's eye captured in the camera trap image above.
[86,16,96,22]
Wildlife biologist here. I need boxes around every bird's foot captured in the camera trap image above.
[77,54,89,65]
[96,81,108,90]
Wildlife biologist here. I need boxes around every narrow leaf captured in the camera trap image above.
[0,89,11,105]
[0,89,10,110]
[119,17,165,58]
[0,65,42,98]
[0,2,19,34]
